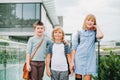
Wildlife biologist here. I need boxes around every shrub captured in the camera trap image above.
[93,51,120,80]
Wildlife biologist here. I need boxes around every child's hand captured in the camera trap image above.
[69,69,74,77]
[26,64,31,72]
[63,40,69,45]
[70,62,74,76]
[46,68,51,77]
[93,25,97,30]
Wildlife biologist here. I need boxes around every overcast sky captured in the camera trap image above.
[54,0,120,41]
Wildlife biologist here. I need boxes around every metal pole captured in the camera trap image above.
[4,46,7,80]
[98,39,101,80]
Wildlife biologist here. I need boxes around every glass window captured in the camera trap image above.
[23,4,36,27]
[36,4,40,20]
[0,4,10,28]
[15,4,22,28]
[0,4,23,28]
[9,4,16,28]
[0,3,41,29]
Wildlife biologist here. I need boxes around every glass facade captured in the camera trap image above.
[0,39,26,80]
[0,3,41,29]
[0,2,62,80]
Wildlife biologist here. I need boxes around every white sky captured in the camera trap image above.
[54,0,120,41]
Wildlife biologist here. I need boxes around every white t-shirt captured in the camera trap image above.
[51,43,68,71]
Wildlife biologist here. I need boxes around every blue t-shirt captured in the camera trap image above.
[26,34,52,61]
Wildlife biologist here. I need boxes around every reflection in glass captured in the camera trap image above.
[36,4,40,20]
[15,4,22,28]
[0,4,10,28]
[9,4,18,28]
[23,4,36,27]
[0,3,41,29]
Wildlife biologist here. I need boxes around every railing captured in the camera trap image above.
[0,43,119,80]
[0,46,26,80]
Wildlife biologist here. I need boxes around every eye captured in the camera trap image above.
[37,27,40,29]
[40,27,43,29]
[54,31,57,33]
[59,32,62,34]
[91,20,94,22]
[87,18,90,21]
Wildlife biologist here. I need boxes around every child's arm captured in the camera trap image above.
[63,40,69,45]
[67,53,74,76]
[46,54,51,77]
[26,53,31,72]
[95,25,104,39]
[70,50,76,75]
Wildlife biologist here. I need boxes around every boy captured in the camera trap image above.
[46,26,72,80]
[26,21,52,80]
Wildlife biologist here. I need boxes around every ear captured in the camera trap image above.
[34,28,36,32]
[44,28,45,31]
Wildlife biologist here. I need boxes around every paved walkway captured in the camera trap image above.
[0,64,75,80]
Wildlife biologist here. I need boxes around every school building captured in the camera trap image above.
[0,0,64,80]
[0,0,60,42]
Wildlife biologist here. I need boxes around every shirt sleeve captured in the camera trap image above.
[67,46,71,54]
[26,37,32,54]
[64,44,71,54]
[72,32,79,50]
[46,36,53,46]
[46,43,53,54]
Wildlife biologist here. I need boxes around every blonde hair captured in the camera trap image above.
[82,14,97,30]
[52,26,65,40]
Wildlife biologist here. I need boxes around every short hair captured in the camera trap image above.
[33,21,44,29]
[52,26,65,40]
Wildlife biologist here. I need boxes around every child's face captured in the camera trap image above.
[53,30,63,40]
[86,18,95,29]
[34,25,45,37]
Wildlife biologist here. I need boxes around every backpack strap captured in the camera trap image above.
[64,43,71,74]
[64,43,70,55]
[94,31,98,42]
[78,30,80,44]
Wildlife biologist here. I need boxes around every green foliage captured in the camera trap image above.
[0,47,26,64]
[0,49,17,64]
[93,51,120,80]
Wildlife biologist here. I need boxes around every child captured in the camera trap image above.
[26,21,52,80]
[46,26,72,80]
[71,14,104,80]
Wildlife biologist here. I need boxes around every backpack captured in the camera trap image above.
[48,43,70,74]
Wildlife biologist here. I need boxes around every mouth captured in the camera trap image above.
[38,31,42,34]
[87,24,91,27]
[88,23,92,26]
